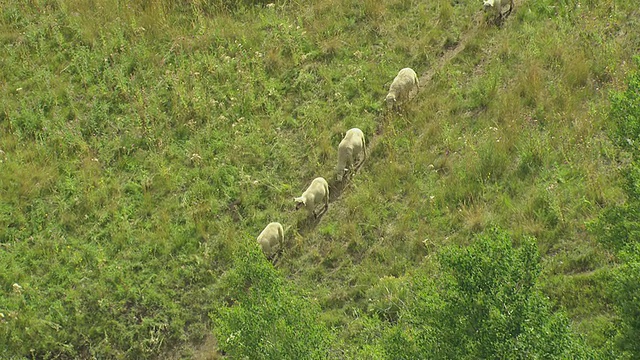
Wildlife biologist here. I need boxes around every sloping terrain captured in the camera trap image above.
[1,0,639,358]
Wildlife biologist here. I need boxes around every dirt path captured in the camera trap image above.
[194,6,509,359]
[295,11,488,236]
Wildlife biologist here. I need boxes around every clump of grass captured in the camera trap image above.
[516,59,545,109]
[516,135,546,179]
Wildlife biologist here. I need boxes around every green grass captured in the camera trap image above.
[1,0,639,358]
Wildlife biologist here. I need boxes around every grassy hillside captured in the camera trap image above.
[1,0,639,358]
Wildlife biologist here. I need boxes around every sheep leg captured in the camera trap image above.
[324,189,329,212]
[313,206,325,219]
[354,149,366,171]
[504,0,514,18]
[354,158,363,171]
[346,158,354,178]
[362,140,367,161]
[495,13,502,26]
[270,249,282,265]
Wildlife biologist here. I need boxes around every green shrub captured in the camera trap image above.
[610,243,640,358]
[591,55,640,359]
[380,229,593,359]
[212,242,333,359]
[592,57,640,252]
[608,56,640,157]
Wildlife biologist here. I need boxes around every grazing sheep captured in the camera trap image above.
[294,177,329,218]
[483,0,514,25]
[257,222,284,258]
[336,128,367,181]
[386,68,419,110]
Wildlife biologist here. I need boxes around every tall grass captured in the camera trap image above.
[1,0,639,358]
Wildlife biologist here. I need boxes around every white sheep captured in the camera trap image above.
[386,68,419,110]
[483,0,514,24]
[294,177,329,218]
[336,128,367,181]
[257,222,284,258]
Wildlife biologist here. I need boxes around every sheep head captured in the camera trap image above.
[483,0,495,10]
[385,93,396,109]
[294,197,306,209]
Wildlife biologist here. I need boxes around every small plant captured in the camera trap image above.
[212,242,333,359]
[378,229,594,359]
[365,275,409,323]
[590,57,640,359]
[609,244,640,358]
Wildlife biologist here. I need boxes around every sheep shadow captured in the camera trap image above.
[328,159,367,202]
[329,177,348,202]
[295,205,328,236]
[297,210,327,236]
[269,248,284,266]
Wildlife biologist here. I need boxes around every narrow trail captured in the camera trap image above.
[294,11,488,237]
[200,7,511,359]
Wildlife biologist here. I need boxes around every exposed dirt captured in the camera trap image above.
[190,5,517,359]
[299,9,493,229]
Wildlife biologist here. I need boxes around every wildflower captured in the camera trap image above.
[12,283,22,294]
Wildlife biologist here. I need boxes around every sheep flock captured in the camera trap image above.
[255,3,514,258]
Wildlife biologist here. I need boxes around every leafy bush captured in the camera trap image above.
[609,243,640,358]
[591,56,640,252]
[591,55,640,359]
[212,242,333,359]
[608,56,640,157]
[380,229,593,359]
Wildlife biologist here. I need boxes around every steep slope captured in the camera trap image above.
[1,0,638,358]
[277,0,640,354]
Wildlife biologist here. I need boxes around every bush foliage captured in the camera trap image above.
[377,230,592,359]
[212,243,332,359]
[591,56,640,359]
